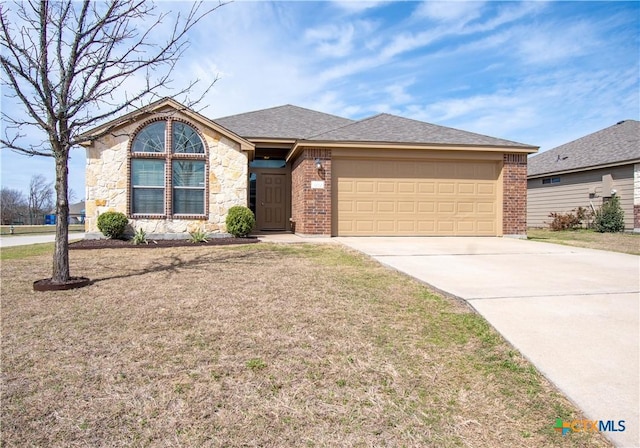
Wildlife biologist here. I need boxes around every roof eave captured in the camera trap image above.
[527,158,640,179]
[286,140,538,162]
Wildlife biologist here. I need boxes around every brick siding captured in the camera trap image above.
[291,148,332,235]
[503,153,528,235]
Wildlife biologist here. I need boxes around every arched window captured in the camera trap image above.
[130,119,207,217]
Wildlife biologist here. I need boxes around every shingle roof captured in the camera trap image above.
[214,105,354,139]
[308,113,536,148]
[528,120,640,177]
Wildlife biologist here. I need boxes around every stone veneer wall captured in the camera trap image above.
[502,153,528,236]
[85,111,248,237]
[291,148,332,235]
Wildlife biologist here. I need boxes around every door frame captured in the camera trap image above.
[250,165,292,231]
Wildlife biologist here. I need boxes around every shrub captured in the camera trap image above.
[189,229,208,243]
[594,196,625,233]
[132,228,148,245]
[97,211,128,239]
[547,207,589,231]
[226,206,255,237]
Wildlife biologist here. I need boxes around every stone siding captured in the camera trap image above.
[85,110,248,237]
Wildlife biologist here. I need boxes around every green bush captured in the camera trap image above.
[97,211,129,239]
[594,196,625,233]
[225,206,255,237]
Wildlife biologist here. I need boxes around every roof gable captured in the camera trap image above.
[214,105,354,139]
[528,120,640,177]
[308,113,537,149]
[79,98,254,152]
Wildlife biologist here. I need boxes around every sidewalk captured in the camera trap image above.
[0,233,85,248]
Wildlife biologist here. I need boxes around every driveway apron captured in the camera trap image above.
[338,237,639,448]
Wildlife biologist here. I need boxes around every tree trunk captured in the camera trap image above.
[52,155,70,283]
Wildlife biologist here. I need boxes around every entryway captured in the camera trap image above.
[249,158,291,231]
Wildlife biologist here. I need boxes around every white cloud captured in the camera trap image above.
[515,21,597,64]
[414,1,485,23]
[330,0,390,14]
[304,20,377,58]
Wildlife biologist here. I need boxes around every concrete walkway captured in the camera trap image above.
[337,237,639,448]
[0,233,85,248]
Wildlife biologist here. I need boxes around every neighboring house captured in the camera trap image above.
[527,120,640,231]
[80,98,538,238]
[69,201,86,224]
[46,201,85,224]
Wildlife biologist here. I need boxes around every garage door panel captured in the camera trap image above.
[377,182,396,193]
[457,202,475,213]
[438,202,455,213]
[438,183,455,194]
[458,183,476,195]
[398,182,416,193]
[418,182,436,194]
[456,221,475,232]
[478,183,495,195]
[418,202,435,213]
[377,201,395,213]
[356,201,374,213]
[356,181,375,193]
[335,159,498,236]
[418,221,436,232]
[478,221,496,232]
[398,201,416,213]
[438,221,455,232]
[376,221,396,232]
[397,221,416,232]
[477,202,495,214]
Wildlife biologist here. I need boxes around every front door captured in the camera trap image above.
[256,173,286,230]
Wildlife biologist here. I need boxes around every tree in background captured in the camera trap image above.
[28,174,54,225]
[0,0,223,284]
[0,187,27,225]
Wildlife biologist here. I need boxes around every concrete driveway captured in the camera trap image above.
[338,237,639,448]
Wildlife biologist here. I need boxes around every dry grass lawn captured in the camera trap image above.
[1,243,611,447]
[528,228,640,255]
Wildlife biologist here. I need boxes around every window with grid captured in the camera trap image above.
[130,120,206,216]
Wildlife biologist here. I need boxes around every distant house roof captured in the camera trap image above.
[214,105,354,140]
[308,113,536,148]
[528,120,640,178]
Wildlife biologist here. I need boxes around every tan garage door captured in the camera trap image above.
[334,159,499,236]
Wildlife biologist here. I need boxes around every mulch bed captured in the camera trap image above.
[69,237,260,250]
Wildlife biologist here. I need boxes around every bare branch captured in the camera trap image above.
[0,0,226,282]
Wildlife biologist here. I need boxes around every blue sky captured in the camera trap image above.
[1,0,638,200]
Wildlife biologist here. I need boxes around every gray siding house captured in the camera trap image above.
[527,120,640,231]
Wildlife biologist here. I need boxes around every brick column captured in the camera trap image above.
[291,148,332,235]
[502,153,528,237]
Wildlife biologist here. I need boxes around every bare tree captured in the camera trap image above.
[0,0,224,284]
[0,187,28,225]
[28,174,54,225]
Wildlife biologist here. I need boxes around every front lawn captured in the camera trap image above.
[528,228,640,255]
[1,244,610,447]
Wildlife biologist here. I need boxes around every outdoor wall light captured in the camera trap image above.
[315,158,322,170]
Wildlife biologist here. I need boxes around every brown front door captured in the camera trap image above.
[257,173,286,230]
